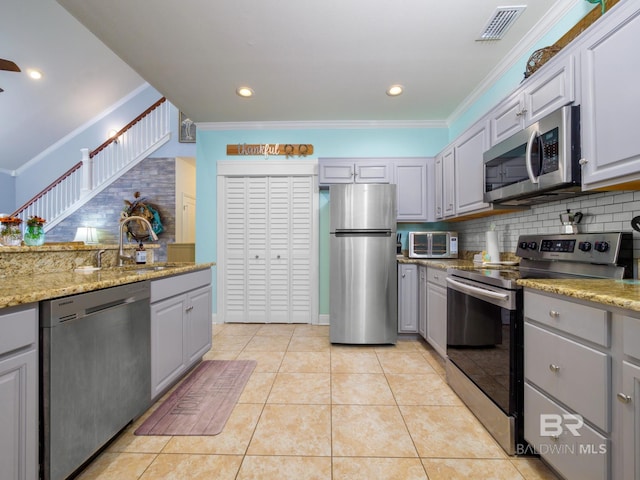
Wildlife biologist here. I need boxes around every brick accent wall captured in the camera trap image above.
[45,157,176,261]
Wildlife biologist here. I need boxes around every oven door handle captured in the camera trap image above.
[445,277,510,301]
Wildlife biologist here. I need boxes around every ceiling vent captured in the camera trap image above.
[477,5,526,41]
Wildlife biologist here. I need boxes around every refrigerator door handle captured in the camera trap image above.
[334,230,392,237]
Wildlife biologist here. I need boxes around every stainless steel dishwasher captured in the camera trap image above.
[40,281,151,480]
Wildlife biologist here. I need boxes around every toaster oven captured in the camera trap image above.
[408,231,458,259]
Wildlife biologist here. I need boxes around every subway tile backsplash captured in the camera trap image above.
[454,190,640,256]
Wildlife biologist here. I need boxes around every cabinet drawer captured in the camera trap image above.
[426,267,447,288]
[524,383,609,480]
[524,291,609,346]
[623,315,640,361]
[0,305,37,356]
[151,269,212,303]
[524,322,610,431]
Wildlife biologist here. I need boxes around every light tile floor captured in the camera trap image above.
[76,324,560,480]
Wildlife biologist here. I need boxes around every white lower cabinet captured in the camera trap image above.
[0,304,38,480]
[150,269,212,400]
[620,361,640,480]
[418,266,427,339]
[523,289,640,480]
[397,263,418,333]
[426,267,447,358]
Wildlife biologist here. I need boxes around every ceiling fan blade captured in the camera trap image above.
[0,59,21,72]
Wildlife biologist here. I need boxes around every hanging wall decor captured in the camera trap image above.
[226,143,314,159]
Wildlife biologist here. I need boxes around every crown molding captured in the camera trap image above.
[447,0,581,125]
[198,119,447,131]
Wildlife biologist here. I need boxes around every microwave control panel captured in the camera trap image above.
[540,127,560,174]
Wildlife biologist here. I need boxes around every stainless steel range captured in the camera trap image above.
[445,232,633,455]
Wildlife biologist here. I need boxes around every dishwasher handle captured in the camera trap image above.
[446,276,510,301]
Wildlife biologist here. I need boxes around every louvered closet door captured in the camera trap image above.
[222,177,248,322]
[246,178,268,322]
[290,176,314,323]
[220,172,315,324]
[268,177,291,322]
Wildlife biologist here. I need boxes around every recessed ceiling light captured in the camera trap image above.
[27,69,43,80]
[386,85,404,96]
[236,86,254,98]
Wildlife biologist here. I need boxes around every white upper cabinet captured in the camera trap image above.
[394,158,433,222]
[454,120,490,215]
[578,2,640,190]
[319,158,391,184]
[490,53,577,146]
[434,149,456,220]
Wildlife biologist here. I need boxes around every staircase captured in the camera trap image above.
[11,97,171,231]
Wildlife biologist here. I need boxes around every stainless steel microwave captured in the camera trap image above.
[483,105,582,206]
[408,231,458,259]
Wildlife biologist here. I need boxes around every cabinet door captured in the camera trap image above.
[490,94,524,146]
[455,122,489,215]
[0,349,37,480]
[418,266,428,339]
[434,154,444,220]
[151,295,186,399]
[426,280,447,358]
[186,286,213,366]
[355,160,391,183]
[523,53,576,125]
[398,264,418,333]
[580,4,640,189]
[620,361,640,480]
[319,161,354,184]
[442,148,456,218]
[394,159,431,222]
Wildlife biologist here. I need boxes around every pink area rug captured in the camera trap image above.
[135,360,256,436]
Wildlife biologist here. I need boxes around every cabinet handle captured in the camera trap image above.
[617,392,632,404]
[402,273,406,278]
[255,255,259,259]
[185,306,194,313]
[549,364,561,373]
[277,254,281,259]
[578,158,589,166]
[549,310,560,318]
[433,274,439,280]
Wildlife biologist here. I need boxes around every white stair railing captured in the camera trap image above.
[12,98,170,230]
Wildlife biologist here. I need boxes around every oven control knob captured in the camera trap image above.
[519,241,529,250]
[595,241,609,253]
[527,241,537,250]
[578,241,592,252]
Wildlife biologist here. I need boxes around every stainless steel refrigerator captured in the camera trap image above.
[329,183,398,344]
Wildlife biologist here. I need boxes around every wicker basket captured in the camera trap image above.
[524,46,562,78]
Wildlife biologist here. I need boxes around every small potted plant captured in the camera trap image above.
[24,215,46,246]
[0,216,23,246]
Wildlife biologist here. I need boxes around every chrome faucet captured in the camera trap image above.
[118,216,158,266]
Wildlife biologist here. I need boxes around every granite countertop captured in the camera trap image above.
[396,256,475,270]
[517,278,640,312]
[0,262,214,309]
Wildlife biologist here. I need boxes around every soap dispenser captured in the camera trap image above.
[135,242,147,264]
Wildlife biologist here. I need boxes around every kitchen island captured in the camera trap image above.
[0,243,214,480]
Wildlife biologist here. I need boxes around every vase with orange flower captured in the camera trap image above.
[24,216,46,246]
[0,216,23,246]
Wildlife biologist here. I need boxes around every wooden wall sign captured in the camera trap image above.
[226,143,314,158]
